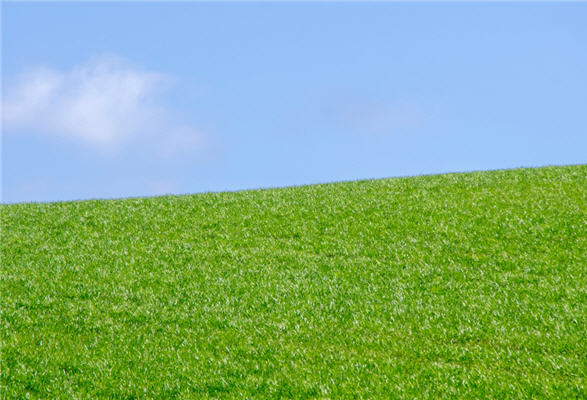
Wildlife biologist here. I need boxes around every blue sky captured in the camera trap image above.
[2,2,586,203]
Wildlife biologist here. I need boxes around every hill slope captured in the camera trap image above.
[1,166,586,399]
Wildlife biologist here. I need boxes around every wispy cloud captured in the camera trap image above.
[340,100,421,136]
[3,55,205,155]
[314,96,423,138]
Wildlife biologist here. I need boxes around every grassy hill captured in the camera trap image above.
[1,165,586,399]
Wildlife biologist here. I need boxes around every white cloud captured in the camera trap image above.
[3,55,204,155]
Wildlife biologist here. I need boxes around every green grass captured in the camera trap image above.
[1,165,586,399]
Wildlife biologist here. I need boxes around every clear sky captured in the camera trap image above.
[2,2,586,203]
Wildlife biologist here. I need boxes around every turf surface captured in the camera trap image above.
[1,165,586,399]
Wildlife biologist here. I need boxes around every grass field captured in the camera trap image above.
[1,165,586,399]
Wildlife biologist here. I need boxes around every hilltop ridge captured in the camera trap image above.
[2,165,585,399]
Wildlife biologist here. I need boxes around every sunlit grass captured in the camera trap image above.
[1,165,585,399]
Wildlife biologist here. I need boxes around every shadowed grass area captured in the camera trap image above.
[1,165,586,399]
